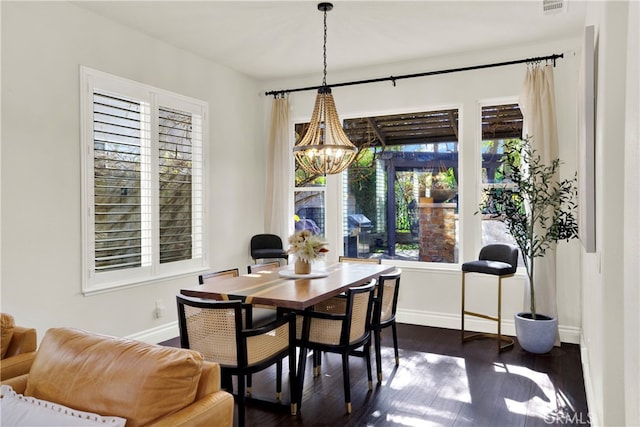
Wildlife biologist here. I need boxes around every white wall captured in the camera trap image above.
[260,37,583,342]
[623,3,640,426]
[0,2,266,341]
[581,1,639,426]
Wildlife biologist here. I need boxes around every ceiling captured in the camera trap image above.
[72,0,587,81]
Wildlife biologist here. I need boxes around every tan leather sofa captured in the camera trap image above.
[2,327,234,427]
[0,313,37,381]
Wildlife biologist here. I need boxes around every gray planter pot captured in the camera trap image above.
[514,312,558,354]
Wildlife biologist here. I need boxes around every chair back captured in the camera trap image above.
[306,282,375,346]
[251,234,284,252]
[176,296,243,367]
[375,269,402,324]
[347,282,376,343]
[248,261,280,274]
[478,244,519,273]
[338,256,381,264]
[198,268,239,285]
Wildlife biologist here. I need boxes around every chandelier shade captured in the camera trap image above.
[293,86,357,175]
[293,3,357,175]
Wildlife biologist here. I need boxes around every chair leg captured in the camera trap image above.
[288,345,297,416]
[276,360,282,401]
[296,346,308,411]
[497,276,514,352]
[461,272,514,352]
[365,340,373,390]
[341,353,352,414]
[374,327,383,383]
[313,349,321,377]
[312,350,317,376]
[461,271,466,342]
[498,276,502,352]
[221,371,233,393]
[237,374,246,427]
[391,321,399,365]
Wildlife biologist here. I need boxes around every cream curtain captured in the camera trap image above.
[264,97,293,241]
[519,64,561,345]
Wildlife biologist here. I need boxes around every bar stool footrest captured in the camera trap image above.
[462,332,514,352]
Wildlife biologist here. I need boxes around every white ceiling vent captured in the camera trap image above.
[543,0,567,15]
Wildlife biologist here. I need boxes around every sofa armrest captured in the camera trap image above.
[195,361,222,399]
[5,327,37,358]
[149,390,234,427]
[0,351,36,381]
[1,373,28,393]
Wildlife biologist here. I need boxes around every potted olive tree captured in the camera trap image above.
[479,137,579,353]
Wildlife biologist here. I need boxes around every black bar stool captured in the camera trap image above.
[461,244,519,352]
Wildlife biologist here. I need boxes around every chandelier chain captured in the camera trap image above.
[322,7,327,86]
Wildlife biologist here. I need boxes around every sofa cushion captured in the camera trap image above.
[24,328,204,427]
[1,313,15,358]
[1,385,126,426]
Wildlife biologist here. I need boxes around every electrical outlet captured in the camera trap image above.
[154,300,166,318]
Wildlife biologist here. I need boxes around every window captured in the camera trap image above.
[341,109,460,263]
[294,123,326,236]
[292,103,527,266]
[81,67,207,293]
[480,103,524,266]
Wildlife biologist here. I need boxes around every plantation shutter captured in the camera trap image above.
[158,106,194,264]
[82,66,207,292]
[93,92,152,272]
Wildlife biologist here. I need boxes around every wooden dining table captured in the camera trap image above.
[180,261,395,413]
[180,261,395,310]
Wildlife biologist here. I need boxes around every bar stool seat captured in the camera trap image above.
[461,244,518,352]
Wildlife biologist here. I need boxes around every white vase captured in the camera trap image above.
[514,312,558,354]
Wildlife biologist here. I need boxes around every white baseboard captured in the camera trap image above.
[580,333,600,426]
[558,324,581,345]
[126,321,179,345]
[129,308,581,346]
[397,308,581,344]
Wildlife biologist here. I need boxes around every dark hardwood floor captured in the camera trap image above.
[160,324,589,426]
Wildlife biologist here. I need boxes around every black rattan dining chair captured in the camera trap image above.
[176,295,297,427]
[196,266,277,395]
[371,268,402,383]
[295,282,376,414]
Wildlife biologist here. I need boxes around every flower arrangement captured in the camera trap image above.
[287,229,328,263]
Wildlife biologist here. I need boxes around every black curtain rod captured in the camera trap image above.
[265,53,563,97]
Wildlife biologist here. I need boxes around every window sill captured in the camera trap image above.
[82,267,208,297]
[383,259,526,277]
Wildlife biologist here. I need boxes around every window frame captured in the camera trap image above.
[80,66,208,294]
[291,99,527,273]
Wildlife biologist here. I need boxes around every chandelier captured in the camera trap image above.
[293,2,357,176]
